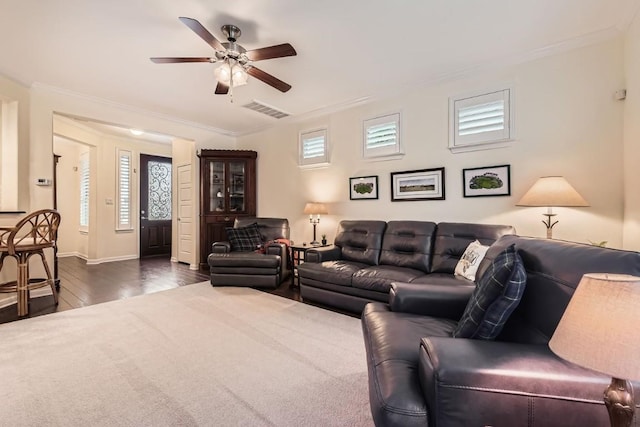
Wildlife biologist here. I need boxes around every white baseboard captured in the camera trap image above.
[189,264,199,271]
[170,257,178,263]
[57,251,87,260]
[85,254,138,265]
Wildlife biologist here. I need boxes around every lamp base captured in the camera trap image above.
[604,377,635,427]
[542,213,558,239]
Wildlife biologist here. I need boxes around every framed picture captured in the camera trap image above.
[462,164,511,197]
[350,175,379,200]
[390,168,445,201]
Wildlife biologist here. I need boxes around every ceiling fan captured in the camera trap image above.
[151,17,297,95]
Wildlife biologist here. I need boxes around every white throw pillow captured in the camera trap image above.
[454,240,490,281]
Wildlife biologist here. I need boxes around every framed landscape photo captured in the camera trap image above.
[391,167,445,201]
[350,175,379,200]
[462,164,511,197]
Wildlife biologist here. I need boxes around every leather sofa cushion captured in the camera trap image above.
[362,303,457,427]
[208,252,280,268]
[297,260,368,287]
[352,265,425,293]
[379,221,436,272]
[235,217,290,241]
[431,222,515,273]
[334,220,386,265]
[410,273,475,287]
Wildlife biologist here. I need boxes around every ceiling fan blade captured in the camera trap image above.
[150,57,212,63]
[245,43,297,61]
[246,66,292,92]
[178,17,225,51]
[215,82,229,95]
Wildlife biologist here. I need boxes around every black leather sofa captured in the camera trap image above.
[297,220,515,313]
[362,235,640,426]
[208,217,291,289]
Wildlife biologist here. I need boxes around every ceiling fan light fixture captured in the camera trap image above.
[231,65,248,86]
[214,63,231,84]
[213,62,248,87]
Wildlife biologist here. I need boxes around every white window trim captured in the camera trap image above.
[116,148,133,231]
[79,151,89,232]
[448,86,515,153]
[299,127,329,168]
[363,112,403,160]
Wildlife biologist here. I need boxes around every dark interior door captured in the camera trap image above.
[140,154,172,257]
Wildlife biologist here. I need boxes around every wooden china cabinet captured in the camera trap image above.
[198,149,257,269]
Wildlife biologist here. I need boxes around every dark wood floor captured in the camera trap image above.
[0,256,302,325]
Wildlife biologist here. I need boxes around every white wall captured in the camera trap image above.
[52,136,84,256]
[238,38,626,248]
[623,11,640,250]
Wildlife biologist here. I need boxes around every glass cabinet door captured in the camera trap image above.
[228,161,245,212]
[209,161,225,212]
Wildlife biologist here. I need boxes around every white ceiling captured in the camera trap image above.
[1,0,639,137]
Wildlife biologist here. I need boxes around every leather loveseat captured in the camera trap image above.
[208,217,291,289]
[297,220,515,313]
[362,235,640,427]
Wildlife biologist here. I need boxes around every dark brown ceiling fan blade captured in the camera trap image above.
[214,82,229,95]
[245,43,297,61]
[178,17,225,51]
[246,66,291,92]
[150,57,212,63]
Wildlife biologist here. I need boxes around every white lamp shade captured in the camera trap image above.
[549,273,640,381]
[213,63,248,87]
[517,176,589,207]
[303,202,328,215]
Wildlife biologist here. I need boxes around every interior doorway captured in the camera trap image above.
[140,154,172,257]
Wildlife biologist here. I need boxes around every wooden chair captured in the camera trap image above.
[0,209,61,316]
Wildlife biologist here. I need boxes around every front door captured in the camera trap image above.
[140,154,172,257]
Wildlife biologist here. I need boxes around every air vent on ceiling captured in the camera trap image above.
[242,100,290,119]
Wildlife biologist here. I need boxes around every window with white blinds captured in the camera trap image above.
[79,151,89,231]
[363,113,402,159]
[299,128,328,166]
[449,88,513,153]
[116,148,133,230]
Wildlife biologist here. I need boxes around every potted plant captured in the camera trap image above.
[321,234,328,246]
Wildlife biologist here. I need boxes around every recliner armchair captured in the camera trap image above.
[208,217,291,289]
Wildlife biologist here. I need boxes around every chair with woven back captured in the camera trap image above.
[0,209,61,316]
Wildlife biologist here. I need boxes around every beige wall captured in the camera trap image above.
[238,38,626,248]
[623,11,640,250]
[0,74,30,213]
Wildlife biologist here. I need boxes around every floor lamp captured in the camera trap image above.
[303,202,327,246]
[549,273,640,427]
[516,176,589,238]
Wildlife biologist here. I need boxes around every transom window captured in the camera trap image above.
[363,112,402,159]
[449,87,513,153]
[299,128,328,167]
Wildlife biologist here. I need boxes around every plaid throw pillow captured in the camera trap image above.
[453,243,527,340]
[225,223,263,252]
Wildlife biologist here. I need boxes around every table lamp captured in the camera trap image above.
[303,202,327,245]
[516,176,589,238]
[549,273,640,427]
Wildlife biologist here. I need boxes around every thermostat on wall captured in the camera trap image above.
[35,178,52,186]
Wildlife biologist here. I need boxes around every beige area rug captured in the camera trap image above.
[0,282,373,426]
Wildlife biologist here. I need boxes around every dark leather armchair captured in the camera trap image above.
[208,217,291,289]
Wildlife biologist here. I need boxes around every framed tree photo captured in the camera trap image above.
[462,164,511,197]
[350,175,379,200]
[391,167,445,201]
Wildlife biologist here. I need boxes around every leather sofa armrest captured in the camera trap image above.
[419,337,620,427]
[305,246,342,263]
[211,242,231,253]
[389,282,474,319]
[264,241,286,256]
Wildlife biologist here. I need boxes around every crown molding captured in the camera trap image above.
[30,82,236,138]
